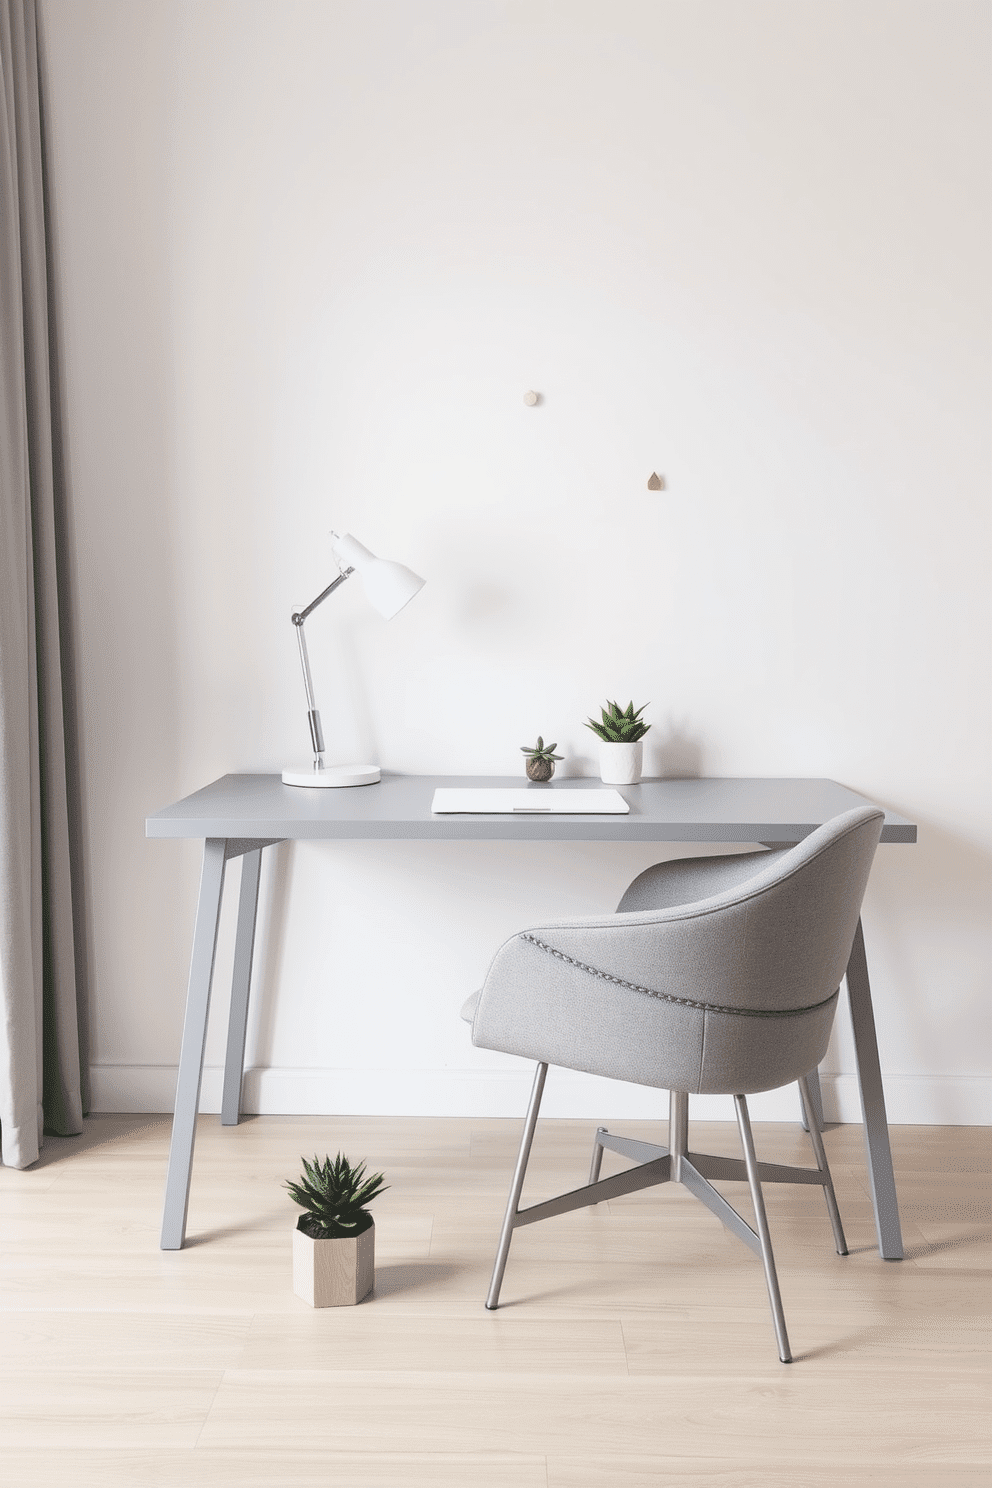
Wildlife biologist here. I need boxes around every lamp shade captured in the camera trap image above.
[331,533,426,620]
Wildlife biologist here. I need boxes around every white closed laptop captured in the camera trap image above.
[431,788,629,815]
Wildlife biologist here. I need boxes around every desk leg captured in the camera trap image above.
[161,839,227,1250]
[846,917,903,1260]
[221,848,262,1127]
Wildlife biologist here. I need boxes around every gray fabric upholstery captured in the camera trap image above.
[465,807,883,1096]
[615,848,790,913]
[461,990,482,1022]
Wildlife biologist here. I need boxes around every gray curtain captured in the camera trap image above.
[1,0,85,1167]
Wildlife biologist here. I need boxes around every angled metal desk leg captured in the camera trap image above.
[847,917,903,1260]
[161,838,227,1250]
[221,847,263,1126]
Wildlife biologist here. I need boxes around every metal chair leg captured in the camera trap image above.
[588,1126,607,1185]
[734,1094,792,1364]
[799,1067,826,1133]
[486,1062,548,1310]
[669,1089,689,1180]
[798,1073,848,1256]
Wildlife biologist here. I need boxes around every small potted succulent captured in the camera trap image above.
[584,700,650,784]
[520,736,563,782]
[287,1152,388,1307]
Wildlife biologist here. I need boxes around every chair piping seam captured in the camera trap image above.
[520,934,840,1020]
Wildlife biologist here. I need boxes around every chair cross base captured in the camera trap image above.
[485,1069,848,1364]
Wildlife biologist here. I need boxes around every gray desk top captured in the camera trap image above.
[146,774,917,844]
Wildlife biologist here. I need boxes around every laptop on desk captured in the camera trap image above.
[431,788,630,815]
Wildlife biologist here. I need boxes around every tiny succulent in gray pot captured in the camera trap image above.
[521,736,563,782]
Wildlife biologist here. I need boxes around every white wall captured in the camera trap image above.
[38,0,991,1123]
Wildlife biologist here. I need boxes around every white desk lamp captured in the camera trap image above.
[282,532,425,788]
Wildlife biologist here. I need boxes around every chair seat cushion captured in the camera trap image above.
[466,927,837,1093]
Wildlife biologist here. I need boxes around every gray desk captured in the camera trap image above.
[147,774,916,1253]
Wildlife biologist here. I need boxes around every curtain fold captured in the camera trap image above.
[1,0,85,1167]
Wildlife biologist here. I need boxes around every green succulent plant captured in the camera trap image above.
[584,700,651,744]
[286,1153,388,1240]
[520,736,563,763]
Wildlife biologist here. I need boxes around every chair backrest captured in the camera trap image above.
[612,805,885,1019]
[472,806,885,1097]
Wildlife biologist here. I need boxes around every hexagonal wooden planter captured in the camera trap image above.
[292,1220,375,1307]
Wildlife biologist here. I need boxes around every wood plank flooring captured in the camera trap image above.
[1,1113,988,1485]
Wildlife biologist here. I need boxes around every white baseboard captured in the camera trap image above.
[88,1065,992,1125]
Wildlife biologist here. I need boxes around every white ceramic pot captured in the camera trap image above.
[292,1219,375,1307]
[599,740,643,785]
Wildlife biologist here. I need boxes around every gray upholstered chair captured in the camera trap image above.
[462,805,884,1362]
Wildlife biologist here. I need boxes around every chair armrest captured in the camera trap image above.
[616,848,789,913]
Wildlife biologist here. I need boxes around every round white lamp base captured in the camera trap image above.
[281,763,381,788]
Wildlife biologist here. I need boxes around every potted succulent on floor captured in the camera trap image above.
[287,1152,388,1307]
[584,700,651,784]
[521,736,563,782]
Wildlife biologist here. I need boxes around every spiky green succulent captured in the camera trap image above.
[520,736,563,762]
[286,1153,388,1240]
[584,700,651,744]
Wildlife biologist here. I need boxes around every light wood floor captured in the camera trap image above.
[1,1111,988,1486]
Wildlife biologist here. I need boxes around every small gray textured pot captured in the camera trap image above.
[525,756,555,782]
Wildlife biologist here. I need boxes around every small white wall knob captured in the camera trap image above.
[523,390,540,406]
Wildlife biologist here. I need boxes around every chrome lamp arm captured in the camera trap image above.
[290,566,355,770]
